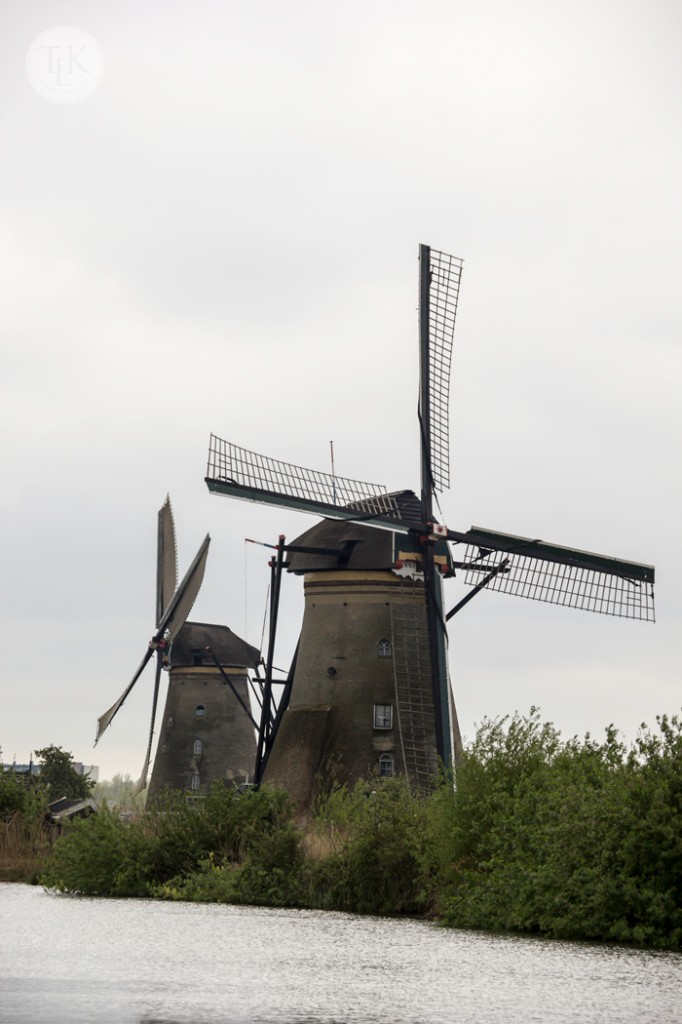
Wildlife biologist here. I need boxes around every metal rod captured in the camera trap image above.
[255,535,285,785]
[446,560,510,621]
[260,637,299,779]
[204,647,259,730]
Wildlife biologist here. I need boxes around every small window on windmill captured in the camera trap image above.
[191,773,200,790]
[195,705,206,717]
[193,739,203,755]
[377,639,392,658]
[192,648,204,666]
[379,754,394,778]
[373,704,393,729]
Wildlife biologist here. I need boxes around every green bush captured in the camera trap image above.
[0,770,31,817]
[436,710,682,948]
[42,782,303,901]
[39,711,682,949]
[41,805,133,895]
[310,777,430,914]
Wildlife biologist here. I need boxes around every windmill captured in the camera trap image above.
[204,245,655,802]
[95,497,259,795]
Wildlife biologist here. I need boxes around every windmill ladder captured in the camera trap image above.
[390,582,440,793]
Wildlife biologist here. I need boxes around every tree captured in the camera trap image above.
[93,774,146,812]
[0,768,29,817]
[35,746,94,801]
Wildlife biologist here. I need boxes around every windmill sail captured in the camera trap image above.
[206,436,400,522]
[94,532,211,745]
[95,648,154,744]
[157,495,178,626]
[460,526,655,621]
[163,534,210,641]
[419,245,464,496]
[418,245,464,772]
[133,657,164,795]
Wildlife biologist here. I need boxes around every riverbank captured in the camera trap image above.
[33,711,682,950]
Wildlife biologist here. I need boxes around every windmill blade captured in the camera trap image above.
[418,244,464,498]
[161,532,211,642]
[95,534,211,746]
[94,647,154,744]
[133,654,164,795]
[416,247,464,777]
[157,495,178,627]
[206,435,402,524]
[459,526,655,621]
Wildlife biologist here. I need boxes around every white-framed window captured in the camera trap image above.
[373,704,393,729]
[379,754,394,778]
[377,639,392,658]
[190,773,201,791]
[195,705,205,717]
[193,739,203,755]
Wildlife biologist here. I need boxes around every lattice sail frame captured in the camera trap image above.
[207,436,399,517]
[462,535,655,622]
[425,248,464,494]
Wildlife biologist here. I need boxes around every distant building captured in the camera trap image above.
[1,762,41,777]
[1,761,99,782]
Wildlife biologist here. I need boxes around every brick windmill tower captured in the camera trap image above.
[205,245,655,806]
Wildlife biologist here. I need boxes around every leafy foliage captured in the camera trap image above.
[436,710,682,948]
[0,771,50,881]
[309,777,429,914]
[35,746,94,801]
[38,711,682,949]
[42,783,303,902]
[0,769,32,818]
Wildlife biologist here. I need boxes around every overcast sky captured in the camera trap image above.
[1,0,680,781]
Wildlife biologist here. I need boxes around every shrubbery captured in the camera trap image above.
[39,711,682,949]
[1,745,92,882]
[434,709,682,948]
[308,777,430,914]
[41,784,302,901]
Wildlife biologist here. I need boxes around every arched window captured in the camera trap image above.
[195,705,205,717]
[193,739,203,755]
[191,773,201,791]
[378,754,394,778]
[377,639,392,658]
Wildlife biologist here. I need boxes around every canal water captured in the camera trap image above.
[1,883,680,1023]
